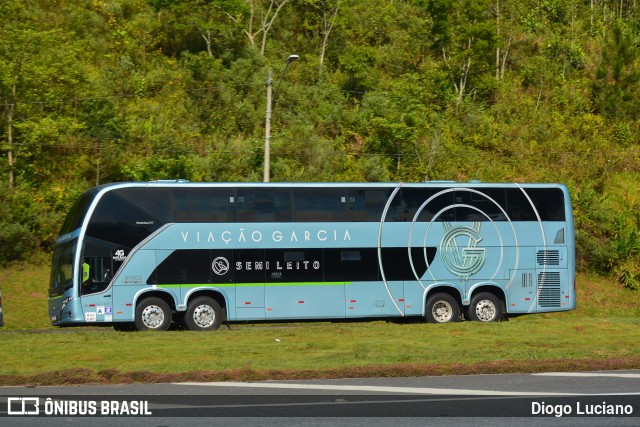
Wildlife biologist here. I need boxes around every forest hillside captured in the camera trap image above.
[0,0,639,289]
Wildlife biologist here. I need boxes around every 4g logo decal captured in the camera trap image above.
[113,249,126,262]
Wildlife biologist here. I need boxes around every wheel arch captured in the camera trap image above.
[184,288,228,322]
[134,289,178,312]
[423,284,463,317]
[468,284,507,308]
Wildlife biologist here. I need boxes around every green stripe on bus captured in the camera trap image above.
[157,282,349,288]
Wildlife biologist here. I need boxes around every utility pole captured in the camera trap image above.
[263,69,273,183]
[263,54,298,183]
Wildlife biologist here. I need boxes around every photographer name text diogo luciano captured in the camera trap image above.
[532,401,634,417]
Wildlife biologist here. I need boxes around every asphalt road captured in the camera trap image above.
[1,370,639,426]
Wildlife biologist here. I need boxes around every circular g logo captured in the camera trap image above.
[211,257,230,276]
[440,222,486,280]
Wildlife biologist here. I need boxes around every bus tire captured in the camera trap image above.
[468,292,502,322]
[425,293,461,323]
[185,297,222,331]
[135,297,172,331]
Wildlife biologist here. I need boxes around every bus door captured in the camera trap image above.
[264,249,344,319]
[233,250,266,320]
[80,241,114,322]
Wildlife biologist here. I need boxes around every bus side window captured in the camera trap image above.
[347,189,392,222]
[237,188,293,222]
[525,188,566,221]
[401,188,455,222]
[293,188,348,222]
[81,243,113,295]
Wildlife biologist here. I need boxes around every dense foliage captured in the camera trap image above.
[0,0,639,288]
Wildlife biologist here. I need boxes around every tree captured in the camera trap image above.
[592,22,640,119]
[225,0,291,55]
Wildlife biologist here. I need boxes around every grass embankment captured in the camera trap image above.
[0,263,639,385]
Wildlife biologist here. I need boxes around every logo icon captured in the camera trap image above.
[8,397,40,415]
[211,257,230,276]
[440,222,486,279]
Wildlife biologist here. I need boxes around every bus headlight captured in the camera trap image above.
[61,296,72,309]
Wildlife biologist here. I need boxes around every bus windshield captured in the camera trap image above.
[49,239,77,298]
[59,189,99,236]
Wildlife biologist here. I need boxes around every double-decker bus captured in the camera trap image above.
[48,181,575,331]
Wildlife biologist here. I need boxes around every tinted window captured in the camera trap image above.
[324,248,379,281]
[237,188,293,222]
[380,247,436,280]
[401,188,455,222]
[174,188,236,223]
[59,189,99,235]
[454,188,507,221]
[155,250,211,284]
[81,242,113,295]
[384,189,404,221]
[348,188,393,221]
[293,188,347,222]
[525,188,565,221]
[49,240,77,297]
[265,249,323,282]
[505,188,537,221]
[235,250,266,283]
[87,188,173,247]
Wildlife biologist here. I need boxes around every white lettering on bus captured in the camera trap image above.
[180,228,352,246]
[235,259,320,271]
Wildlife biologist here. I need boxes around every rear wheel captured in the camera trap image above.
[425,293,461,323]
[468,292,503,322]
[184,297,222,331]
[135,297,172,331]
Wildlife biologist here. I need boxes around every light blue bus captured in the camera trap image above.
[48,181,576,331]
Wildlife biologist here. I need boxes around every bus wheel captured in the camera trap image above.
[468,292,502,322]
[135,297,172,331]
[425,293,460,323]
[185,297,222,331]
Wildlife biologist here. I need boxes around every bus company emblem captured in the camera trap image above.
[440,222,486,280]
[211,257,230,276]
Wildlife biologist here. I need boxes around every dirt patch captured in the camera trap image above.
[2,356,639,386]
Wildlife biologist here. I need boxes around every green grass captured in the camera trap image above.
[1,263,640,385]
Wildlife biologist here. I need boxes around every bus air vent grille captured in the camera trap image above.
[537,250,560,266]
[537,272,561,308]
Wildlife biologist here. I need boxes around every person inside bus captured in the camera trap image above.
[81,260,96,295]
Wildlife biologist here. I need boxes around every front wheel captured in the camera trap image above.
[184,297,222,331]
[468,292,503,322]
[135,297,172,331]
[425,293,461,323]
